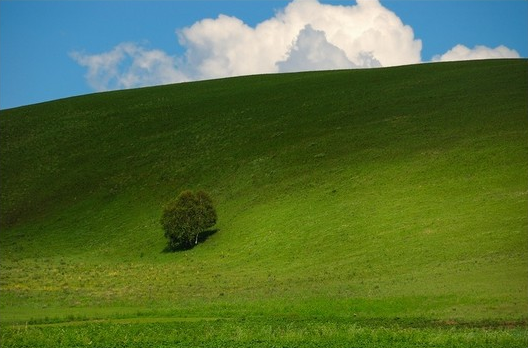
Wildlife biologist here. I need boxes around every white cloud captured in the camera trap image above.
[433,44,520,62]
[179,0,421,79]
[71,43,187,91]
[277,24,361,72]
[72,0,521,92]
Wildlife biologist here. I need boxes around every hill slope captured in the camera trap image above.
[1,59,527,323]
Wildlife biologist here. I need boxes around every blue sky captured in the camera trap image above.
[1,0,527,110]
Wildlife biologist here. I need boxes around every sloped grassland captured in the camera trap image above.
[0,60,527,346]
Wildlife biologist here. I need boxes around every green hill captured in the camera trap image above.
[1,60,527,346]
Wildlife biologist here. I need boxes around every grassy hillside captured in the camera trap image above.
[1,59,527,346]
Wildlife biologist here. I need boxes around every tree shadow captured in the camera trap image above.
[162,228,220,253]
[197,228,219,244]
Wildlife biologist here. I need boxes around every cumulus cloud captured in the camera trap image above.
[432,44,520,62]
[180,0,420,78]
[277,25,357,72]
[71,0,521,92]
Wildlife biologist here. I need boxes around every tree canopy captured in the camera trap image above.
[160,190,217,250]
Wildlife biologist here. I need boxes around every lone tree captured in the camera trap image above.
[161,190,217,250]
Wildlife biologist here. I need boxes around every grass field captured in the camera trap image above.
[1,59,527,346]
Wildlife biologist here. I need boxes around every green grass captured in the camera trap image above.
[2,317,527,348]
[1,59,527,346]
